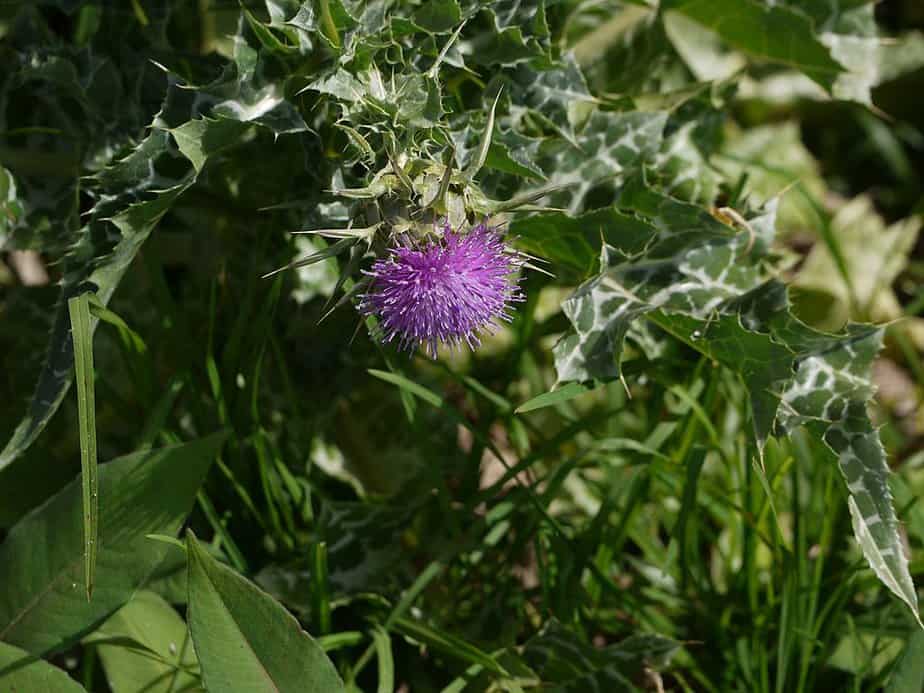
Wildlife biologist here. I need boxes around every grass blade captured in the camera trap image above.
[68,292,98,601]
[371,626,394,693]
[515,381,599,414]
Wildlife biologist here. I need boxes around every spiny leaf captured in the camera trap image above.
[552,179,919,620]
[533,110,668,214]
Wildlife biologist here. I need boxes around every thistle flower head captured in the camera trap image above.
[360,223,524,356]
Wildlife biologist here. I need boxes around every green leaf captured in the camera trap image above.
[0,434,227,655]
[0,641,88,691]
[507,55,596,144]
[413,0,462,33]
[167,118,252,175]
[534,110,668,214]
[553,179,764,383]
[663,0,844,90]
[511,206,656,282]
[185,531,345,693]
[391,616,507,676]
[470,0,550,65]
[368,369,444,408]
[87,590,202,693]
[653,284,920,623]
[67,291,98,601]
[515,382,600,414]
[370,626,394,693]
[849,488,921,629]
[886,630,924,693]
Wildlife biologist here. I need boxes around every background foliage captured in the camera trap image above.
[2,0,924,691]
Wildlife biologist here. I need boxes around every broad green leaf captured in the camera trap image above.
[849,491,921,629]
[654,284,920,624]
[0,434,227,654]
[654,119,721,204]
[185,532,345,693]
[0,63,290,471]
[886,630,924,693]
[88,590,202,693]
[67,291,98,601]
[663,0,844,90]
[0,641,88,692]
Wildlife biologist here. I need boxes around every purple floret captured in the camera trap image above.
[360,224,524,356]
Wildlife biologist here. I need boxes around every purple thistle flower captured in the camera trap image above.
[360,224,524,356]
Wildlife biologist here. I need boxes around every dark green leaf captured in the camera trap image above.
[414,0,462,33]
[0,434,227,654]
[886,630,924,693]
[87,590,202,693]
[186,532,344,693]
[0,641,88,691]
[511,206,656,282]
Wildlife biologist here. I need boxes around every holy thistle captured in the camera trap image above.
[360,223,524,356]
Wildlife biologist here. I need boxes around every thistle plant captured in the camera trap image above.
[2,2,924,692]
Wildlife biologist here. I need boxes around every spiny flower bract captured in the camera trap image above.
[360,223,523,356]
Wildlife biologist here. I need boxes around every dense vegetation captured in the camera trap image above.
[2,1,924,691]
